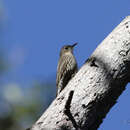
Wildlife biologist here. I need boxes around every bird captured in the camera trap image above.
[56,43,78,97]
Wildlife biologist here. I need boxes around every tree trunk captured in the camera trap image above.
[30,16,130,130]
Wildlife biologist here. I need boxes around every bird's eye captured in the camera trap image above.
[64,47,68,50]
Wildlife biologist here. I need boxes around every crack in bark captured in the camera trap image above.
[64,91,79,130]
[85,57,99,67]
[90,57,99,67]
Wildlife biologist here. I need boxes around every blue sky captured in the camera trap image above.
[1,0,130,129]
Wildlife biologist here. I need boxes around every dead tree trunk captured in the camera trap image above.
[30,16,130,130]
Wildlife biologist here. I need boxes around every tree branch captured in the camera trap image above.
[30,16,130,130]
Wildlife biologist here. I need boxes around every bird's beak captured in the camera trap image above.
[71,43,78,48]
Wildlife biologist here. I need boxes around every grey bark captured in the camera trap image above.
[30,16,130,130]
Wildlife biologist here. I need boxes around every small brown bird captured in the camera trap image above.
[56,43,78,96]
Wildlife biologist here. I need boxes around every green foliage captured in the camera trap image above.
[0,51,9,74]
[0,49,56,130]
[0,81,56,130]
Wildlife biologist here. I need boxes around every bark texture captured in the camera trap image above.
[30,16,130,130]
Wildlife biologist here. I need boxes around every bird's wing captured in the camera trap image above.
[56,55,69,88]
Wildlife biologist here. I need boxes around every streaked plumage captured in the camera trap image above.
[56,43,78,96]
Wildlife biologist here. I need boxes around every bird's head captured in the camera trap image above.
[60,43,77,56]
